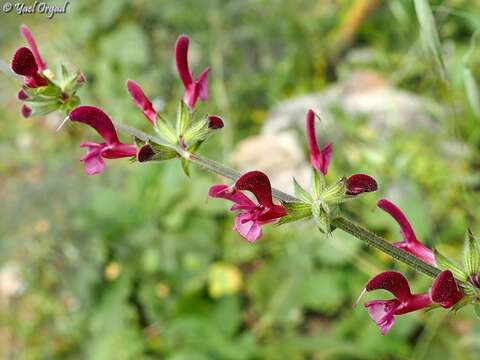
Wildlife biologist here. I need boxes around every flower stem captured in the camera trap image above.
[116,122,442,280]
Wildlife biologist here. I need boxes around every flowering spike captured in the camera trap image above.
[346,173,378,195]
[126,80,156,124]
[430,270,463,308]
[174,35,210,110]
[209,171,287,242]
[20,25,47,71]
[305,109,332,175]
[377,199,436,266]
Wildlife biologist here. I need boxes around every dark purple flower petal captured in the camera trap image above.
[346,173,378,195]
[430,270,463,308]
[235,171,275,208]
[69,106,120,145]
[366,271,412,302]
[21,104,31,118]
[377,199,436,266]
[126,80,156,124]
[207,115,224,129]
[306,109,332,175]
[11,47,38,77]
[17,89,29,100]
[136,144,155,163]
[20,25,47,71]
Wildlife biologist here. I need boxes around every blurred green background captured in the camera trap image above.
[2,0,480,359]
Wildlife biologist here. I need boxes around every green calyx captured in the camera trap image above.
[279,169,347,232]
[435,229,480,315]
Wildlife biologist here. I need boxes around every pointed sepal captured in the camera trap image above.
[434,249,467,281]
[464,229,480,276]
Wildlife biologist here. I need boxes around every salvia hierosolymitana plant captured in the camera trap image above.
[7,26,480,335]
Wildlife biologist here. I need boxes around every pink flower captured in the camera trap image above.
[175,35,210,110]
[346,173,378,196]
[69,106,137,175]
[126,80,156,124]
[377,199,436,266]
[209,171,287,242]
[306,109,332,175]
[363,270,462,335]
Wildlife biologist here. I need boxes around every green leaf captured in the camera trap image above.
[154,114,178,144]
[293,177,311,203]
[414,0,447,81]
[176,100,190,136]
[434,249,466,280]
[464,229,480,275]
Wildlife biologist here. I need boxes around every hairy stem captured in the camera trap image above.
[116,122,443,280]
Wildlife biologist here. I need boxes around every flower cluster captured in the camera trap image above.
[10,25,85,118]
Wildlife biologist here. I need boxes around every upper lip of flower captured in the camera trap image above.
[305,109,332,175]
[377,198,436,266]
[126,79,157,124]
[175,35,210,109]
[20,24,47,72]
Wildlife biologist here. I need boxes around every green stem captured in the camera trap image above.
[116,122,442,280]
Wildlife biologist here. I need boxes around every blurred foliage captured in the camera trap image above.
[2,0,480,359]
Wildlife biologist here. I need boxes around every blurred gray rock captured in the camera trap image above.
[230,131,309,193]
[262,71,441,140]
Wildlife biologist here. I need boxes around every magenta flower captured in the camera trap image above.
[126,80,156,124]
[363,270,462,335]
[69,106,137,175]
[209,171,287,242]
[175,35,210,110]
[377,199,436,266]
[306,109,332,175]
